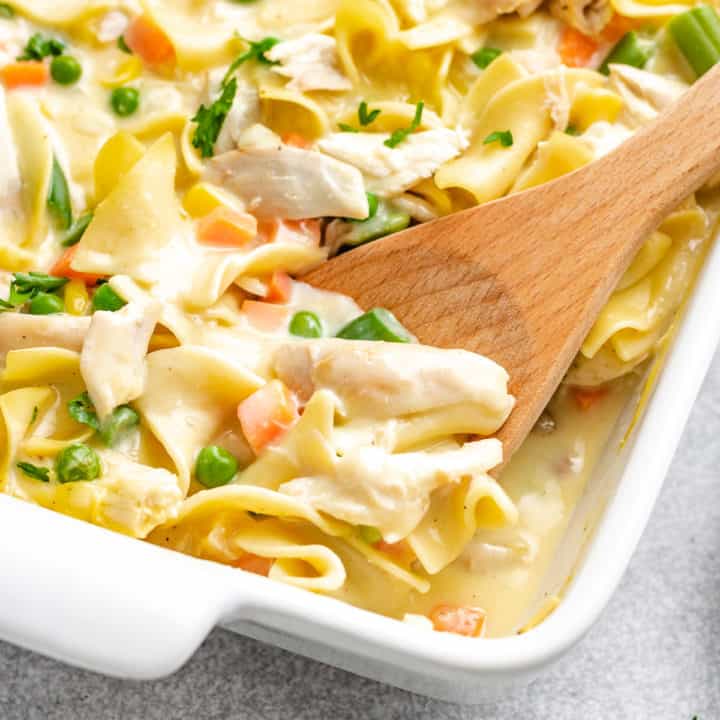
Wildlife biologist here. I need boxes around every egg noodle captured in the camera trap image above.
[0,0,715,639]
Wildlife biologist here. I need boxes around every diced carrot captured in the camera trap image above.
[282,132,312,149]
[197,207,258,247]
[572,385,608,411]
[375,539,415,565]
[124,15,176,68]
[242,300,290,332]
[232,553,273,577]
[265,271,292,303]
[49,246,104,285]
[258,218,321,248]
[558,26,600,68]
[430,604,486,638]
[0,61,49,89]
[601,13,640,44]
[238,380,299,455]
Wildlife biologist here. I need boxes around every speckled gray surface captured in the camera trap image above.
[1,353,719,720]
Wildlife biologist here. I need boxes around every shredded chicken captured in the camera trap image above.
[280,439,503,541]
[273,339,514,420]
[0,313,90,362]
[549,0,612,36]
[80,300,161,419]
[90,450,183,538]
[608,65,688,128]
[318,129,466,197]
[265,34,352,92]
[206,146,369,219]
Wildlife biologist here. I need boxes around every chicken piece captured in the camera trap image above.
[608,65,687,128]
[0,313,90,362]
[264,34,352,93]
[214,83,262,154]
[206,146,369,219]
[83,450,182,538]
[318,129,466,197]
[273,338,514,421]
[80,299,160,420]
[549,0,612,36]
[281,439,503,541]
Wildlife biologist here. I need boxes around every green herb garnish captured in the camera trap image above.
[117,35,132,54]
[18,33,65,61]
[222,36,279,87]
[191,77,238,158]
[471,47,502,69]
[384,101,424,149]
[483,130,514,147]
[16,461,50,482]
[358,100,381,126]
[0,4,15,19]
[67,391,100,432]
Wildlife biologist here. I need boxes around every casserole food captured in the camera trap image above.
[0,0,718,697]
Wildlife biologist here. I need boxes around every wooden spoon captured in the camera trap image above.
[305,63,720,463]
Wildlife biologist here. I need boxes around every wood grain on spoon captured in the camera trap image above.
[305,62,720,462]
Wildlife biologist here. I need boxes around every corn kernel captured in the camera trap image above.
[182,182,245,218]
[64,279,89,316]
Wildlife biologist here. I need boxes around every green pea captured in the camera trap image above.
[99,406,140,447]
[28,292,64,315]
[92,283,126,312]
[289,310,323,338]
[195,445,239,488]
[50,55,82,85]
[110,86,140,117]
[56,443,101,483]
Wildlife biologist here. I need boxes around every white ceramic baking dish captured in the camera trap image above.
[0,229,718,705]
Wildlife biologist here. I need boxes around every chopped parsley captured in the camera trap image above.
[565,125,581,136]
[16,461,50,483]
[222,36,279,87]
[483,130,514,147]
[30,405,38,425]
[117,35,132,54]
[192,35,279,158]
[471,47,502,69]
[358,101,381,127]
[18,33,65,62]
[67,391,100,432]
[0,4,15,19]
[191,77,238,158]
[339,101,382,132]
[384,101,424,149]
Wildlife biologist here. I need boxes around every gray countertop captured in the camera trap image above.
[1,354,719,720]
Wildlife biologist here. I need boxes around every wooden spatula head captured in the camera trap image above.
[305,63,720,461]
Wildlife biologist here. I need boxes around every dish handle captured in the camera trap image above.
[0,496,235,679]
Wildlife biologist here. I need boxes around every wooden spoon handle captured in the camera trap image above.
[556,62,720,248]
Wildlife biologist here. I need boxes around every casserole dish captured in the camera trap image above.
[0,221,717,705]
